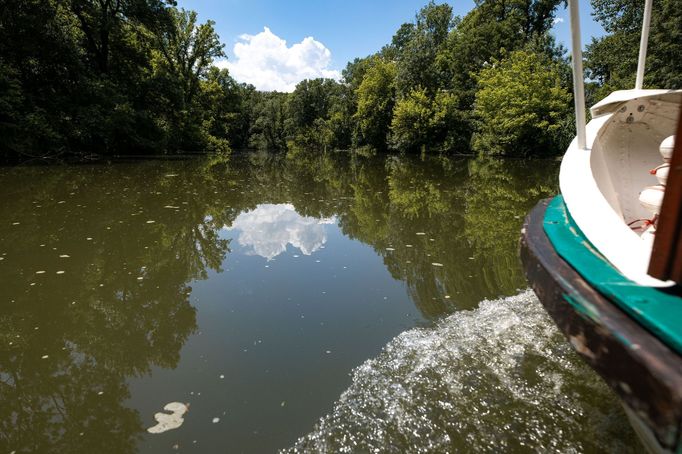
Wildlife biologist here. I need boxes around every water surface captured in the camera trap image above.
[0,152,636,452]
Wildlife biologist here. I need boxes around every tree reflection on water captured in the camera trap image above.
[0,151,558,452]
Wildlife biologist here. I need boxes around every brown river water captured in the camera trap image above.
[0,151,637,453]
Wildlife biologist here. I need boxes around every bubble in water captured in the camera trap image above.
[283,290,637,453]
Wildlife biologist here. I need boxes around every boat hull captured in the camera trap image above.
[520,198,682,453]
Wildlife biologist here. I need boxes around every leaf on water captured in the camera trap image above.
[147,402,189,434]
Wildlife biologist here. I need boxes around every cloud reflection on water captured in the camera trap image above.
[228,203,335,260]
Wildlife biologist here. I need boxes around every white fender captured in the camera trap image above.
[660,135,675,162]
[639,185,666,215]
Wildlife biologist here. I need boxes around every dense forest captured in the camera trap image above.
[1,0,680,161]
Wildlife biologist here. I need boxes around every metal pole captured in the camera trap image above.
[569,0,587,149]
[635,0,653,89]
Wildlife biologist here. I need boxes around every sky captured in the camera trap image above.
[178,0,606,92]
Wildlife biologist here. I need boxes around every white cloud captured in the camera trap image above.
[228,204,335,260]
[553,17,565,25]
[216,27,341,92]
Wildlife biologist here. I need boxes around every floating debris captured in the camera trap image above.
[35,271,46,274]
[41,355,48,359]
[416,232,426,236]
[59,254,70,258]
[147,402,189,434]
[386,248,395,251]
[431,263,444,267]
[146,220,155,224]
[212,417,220,424]
[56,271,65,275]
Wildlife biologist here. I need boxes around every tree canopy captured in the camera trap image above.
[1,0,678,161]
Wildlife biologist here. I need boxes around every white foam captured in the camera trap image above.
[284,290,635,452]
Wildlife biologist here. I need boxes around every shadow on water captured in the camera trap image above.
[0,151,637,452]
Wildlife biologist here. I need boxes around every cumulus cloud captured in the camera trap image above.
[228,204,336,260]
[216,27,341,92]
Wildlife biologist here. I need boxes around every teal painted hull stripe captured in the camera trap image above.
[543,196,682,356]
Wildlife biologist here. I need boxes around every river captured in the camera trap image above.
[0,151,637,452]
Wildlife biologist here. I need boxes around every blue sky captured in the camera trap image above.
[178,0,605,91]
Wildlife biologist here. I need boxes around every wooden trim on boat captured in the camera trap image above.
[650,112,682,282]
[521,198,682,452]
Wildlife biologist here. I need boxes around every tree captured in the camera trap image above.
[286,78,349,150]
[249,92,289,151]
[473,49,573,156]
[585,0,682,96]
[395,2,455,95]
[354,59,397,150]
[391,88,466,153]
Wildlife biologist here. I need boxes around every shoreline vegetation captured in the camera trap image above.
[1,0,679,163]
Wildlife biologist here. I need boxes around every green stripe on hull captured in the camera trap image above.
[544,196,682,356]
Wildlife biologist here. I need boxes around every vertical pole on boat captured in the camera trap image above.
[635,0,654,90]
[568,0,587,149]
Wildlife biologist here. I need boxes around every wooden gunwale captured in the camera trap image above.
[521,198,682,451]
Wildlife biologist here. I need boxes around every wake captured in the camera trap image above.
[284,290,636,453]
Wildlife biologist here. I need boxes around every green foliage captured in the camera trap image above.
[2,0,673,160]
[394,2,455,94]
[473,49,573,156]
[585,0,682,97]
[249,92,289,151]
[0,0,240,161]
[391,88,466,153]
[354,59,397,150]
[286,78,351,151]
